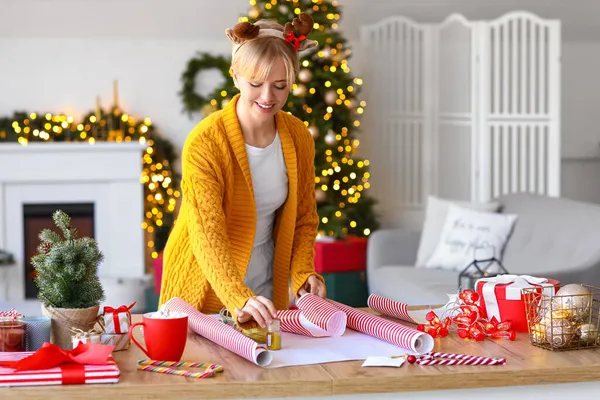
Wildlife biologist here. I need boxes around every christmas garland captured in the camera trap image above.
[179,53,235,115]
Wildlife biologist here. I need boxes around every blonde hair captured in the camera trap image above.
[231,20,298,87]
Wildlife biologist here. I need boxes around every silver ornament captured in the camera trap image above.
[325,131,336,145]
[325,90,337,105]
[292,84,307,97]
[552,284,592,321]
[307,125,319,138]
[577,323,599,344]
[298,69,312,83]
[315,189,327,203]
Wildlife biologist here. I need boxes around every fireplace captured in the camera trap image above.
[0,142,148,310]
[23,203,95,299]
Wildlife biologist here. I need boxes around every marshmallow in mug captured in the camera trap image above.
[149,305,186,319]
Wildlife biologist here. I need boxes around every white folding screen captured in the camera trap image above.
[435,15,475,201]
[359,12,560,227]
[477,13,561,201]
[359,17,430,220]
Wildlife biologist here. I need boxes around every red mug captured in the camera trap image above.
[128,312,188,361]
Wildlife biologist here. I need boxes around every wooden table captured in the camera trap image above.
[4,310,600,399]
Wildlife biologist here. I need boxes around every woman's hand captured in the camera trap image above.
[298,275,327,299]
[235,296,278,328]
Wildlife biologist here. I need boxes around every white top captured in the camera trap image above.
[243,132,288,299]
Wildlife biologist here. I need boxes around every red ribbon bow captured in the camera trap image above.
[103,302,136,334]
[284,31,307,52]
[0,342,115,385]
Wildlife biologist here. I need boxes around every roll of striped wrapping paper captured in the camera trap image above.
[163,298,272,367]
[327,299,434,354]
[277,294,347,337]
[367,294,418,324]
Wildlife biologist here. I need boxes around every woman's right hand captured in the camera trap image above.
[234,296,278,328]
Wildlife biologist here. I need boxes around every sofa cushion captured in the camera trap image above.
[425,205,517,271]
[500,193,600,274]
[368,265,457,305]
[416,196,500,268]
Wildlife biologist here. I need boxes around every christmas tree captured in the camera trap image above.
[32,210,105,309]
[183,0,379,238]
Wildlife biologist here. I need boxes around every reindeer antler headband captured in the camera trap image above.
[225,12,318,57]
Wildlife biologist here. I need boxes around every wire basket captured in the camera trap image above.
[523,284,600,351]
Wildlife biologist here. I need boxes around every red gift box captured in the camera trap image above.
[314,236,367,274]
[475,274,560,333]
[0,352,120,387]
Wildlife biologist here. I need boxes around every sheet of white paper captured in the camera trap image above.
[266,329,419,368]
[362,356,406,368]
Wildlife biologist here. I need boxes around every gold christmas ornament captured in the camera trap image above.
[545,317,576,348]
[307,125,319,138]
[298,69,312,83]
[552,284,592,321]
[249,6,260,19]
[577,323,599,344]
[530,323,547,345]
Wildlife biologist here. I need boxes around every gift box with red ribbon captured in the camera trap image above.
[314,236,367,274]
[0,342,119,387]
[475,274,560,333]
[101,302,136,334]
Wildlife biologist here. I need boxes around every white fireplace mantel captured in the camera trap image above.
[0,142,147,305]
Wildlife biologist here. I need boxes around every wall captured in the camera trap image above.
[1,0,599,203]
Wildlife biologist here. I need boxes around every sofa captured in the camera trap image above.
[367,193,600,305]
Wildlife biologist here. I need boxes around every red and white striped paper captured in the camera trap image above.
[0,352,120,387]
[367,294,418,324]
[277,309,315,337]
[164,297,272,367]
[276,294,347,337]
[328,299,433,354]
[296,294,347,336]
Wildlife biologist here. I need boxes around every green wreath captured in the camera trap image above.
[179,53,234,115]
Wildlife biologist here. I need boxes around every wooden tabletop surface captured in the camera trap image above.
[4,309,600,399]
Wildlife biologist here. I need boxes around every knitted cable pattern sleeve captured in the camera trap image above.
[182,132,255,315]
[289,121,324,297]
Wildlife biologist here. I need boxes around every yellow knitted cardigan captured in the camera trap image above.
[159,94,322,326]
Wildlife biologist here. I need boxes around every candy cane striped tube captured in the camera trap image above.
[416,356,506,366]
[137,364,221,378]
[367,294,418,324]
[327,299,434,354]
[295,294,347,336]
[138,359,223,371]
[421,352,505,362]
[164,298,272,367]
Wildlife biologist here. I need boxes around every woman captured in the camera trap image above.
[159,13,326,329]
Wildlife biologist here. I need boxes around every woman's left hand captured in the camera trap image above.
[298,275,326,299]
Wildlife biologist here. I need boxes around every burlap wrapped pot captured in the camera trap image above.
[41,304,100,350]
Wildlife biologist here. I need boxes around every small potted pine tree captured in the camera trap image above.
[32,210,105,349]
